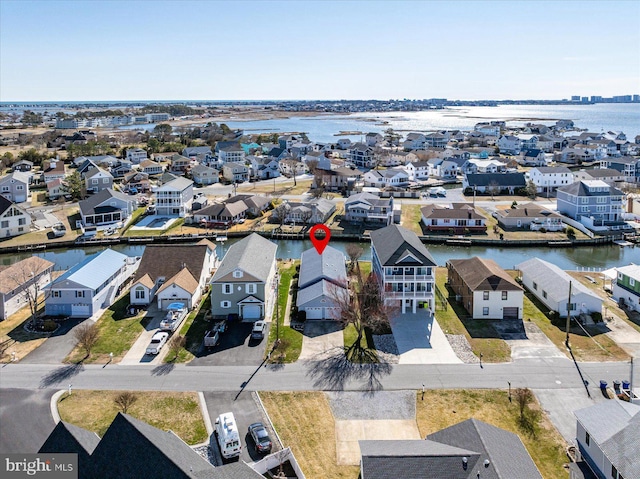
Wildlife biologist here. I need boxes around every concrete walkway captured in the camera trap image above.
[390,313,462,364]
[298,322,344,360]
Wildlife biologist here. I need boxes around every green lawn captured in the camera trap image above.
[400,204,423,235]
[267,260,303,363]
[434,267,511,362]
[65,294,151,364]
[167,292,211,363]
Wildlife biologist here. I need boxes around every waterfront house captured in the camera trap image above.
[271,198,335,225]
[46,178,65,200]
[363,168,409,188]
[518,258,602,318]
[84,167,114,193]
[420,203,487,234]
[600,156,640,183]
[497,135,522,155]
[403,133,427,151]
[45,249,139,318]
[154,177,194,217]
[79,189,136,228]
[573,168,624,187]
[296,246,347,320]
[526,166,572,194]
[194,201,247,226]
[493,202,563,231]
[139,159,163,176]
[129,241,216,310]
[365,132,384,147]
[462,172,526,194]
[125,148,147,164]
[447,257,523,320]
[210,233,277,320]
[426,158,458,179]
[168,154,191,173]
[370,224,436,314]
[467,159,506,173]
[0,171,30,203]
[222,162,249,183]
[345,192,394,226]
[0,196,31,238]
[612,264,640,312]
[226,194,271,217]
[0,256,54,320]
[359,419,542,479]
[404,161,430,180]
[574,401,640,479]
[556,180,627,231]
[190,164,219,185]
[336,138,352,150]
[475,122,501,137]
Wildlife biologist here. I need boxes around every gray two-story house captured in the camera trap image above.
[370,224,436,314]
[210,233,277,320]
[345,192,394,226]
[556,180,626,231]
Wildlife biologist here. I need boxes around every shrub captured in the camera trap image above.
[591,312,603,323]
[539,227,547,233]
[463,187,473,195]
[566,227,576,239]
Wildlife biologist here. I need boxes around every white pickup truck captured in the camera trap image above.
[159,302,188,332]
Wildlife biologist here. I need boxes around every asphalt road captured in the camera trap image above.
[0,388,56,453]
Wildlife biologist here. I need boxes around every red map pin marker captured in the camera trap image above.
[309,224,331,255]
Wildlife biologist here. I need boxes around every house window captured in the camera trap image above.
[585,431,590,446]
[1,221,8,228]
[52,291,61,298]
[18,218,26,225]
[221,301,231,308]
[233,270,243,279]
[483,307,489,316]
[103,178,109,184]
[75,291,85,298]
[223,284,232,294]
[533,282,538,290]
[502,291,508,300]
[543,291,547,299]
[483,291,489,300]
[246,283,256,294]
[135,287,145,299]
[630,278,636,287]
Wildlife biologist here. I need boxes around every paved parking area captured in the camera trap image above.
[390,313,462,364]
[501,321,565,361]
[202,391,280,465]
[21,317,89,364]
[119,305,168,365]
[298,321,344,360]
[188,321,269,367]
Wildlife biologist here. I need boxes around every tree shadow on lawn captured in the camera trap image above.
[305,347,392,395]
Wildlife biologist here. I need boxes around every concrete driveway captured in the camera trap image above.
[496,321,565,361]
[188,321,269,367]
[202,391,280,465]
[298,321,344,360]
[390,313,462,364]
[0,388,57,453]
[119,305,169,365]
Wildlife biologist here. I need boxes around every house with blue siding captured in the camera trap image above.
[45,249,140,318]
[556,180,628,232]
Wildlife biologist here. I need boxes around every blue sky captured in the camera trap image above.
[1,0,639,101]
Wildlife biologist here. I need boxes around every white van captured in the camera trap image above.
[215,412,241,459]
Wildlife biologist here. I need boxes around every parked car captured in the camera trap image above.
[251,321,266,340]
[248,422,272,454]
[51,222,66,238]
[145,331,169,355]
[204,329,220,350]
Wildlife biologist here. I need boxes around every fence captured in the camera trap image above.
[435,284,448,311]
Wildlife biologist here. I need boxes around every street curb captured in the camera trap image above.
[198,391,214,436]
[50,390,66,424]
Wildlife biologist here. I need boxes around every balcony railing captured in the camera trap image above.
[384,273,433,281]
[384,291,434,299]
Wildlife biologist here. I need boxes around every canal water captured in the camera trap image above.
[1,239,639,272]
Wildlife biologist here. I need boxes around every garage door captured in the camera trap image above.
[242,305,261,319]
[304,307,323,320]
[324,308,340,320]
[71,304,91,318]
[160,298,189,310]
[503,307,519,320]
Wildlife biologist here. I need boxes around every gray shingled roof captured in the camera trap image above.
[557,180,624,196]
[534,166,571,174]
[211,233,277,283]
[427,419,543,479]
[296,278,341,308]
[370,225,436,267]
[575,401,640,479]
[78,188,132,216]
[465,173,526,188]
[298,246,346,289]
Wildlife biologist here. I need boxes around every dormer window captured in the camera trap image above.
[233,270,243,279]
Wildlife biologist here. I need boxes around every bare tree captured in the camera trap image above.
[345,244,364,272]
[486,181,501,200]
[514,387,533,420]
[6,257,53,328]
[306,159,319,176]
[273,202,289,227]
[330,272,396,361]
[299,209,313,225]
[114,391,138,414]
[74,323,100,359]
[167,334,186,361]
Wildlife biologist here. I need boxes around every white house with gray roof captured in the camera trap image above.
[370,224,436,314]
[79,189,136,228]
[209,233,277,320]
[573,168,625,185]
[154,176,194,217]
[517,258,602,317]
[345,192,394,225]
[296,246,347,320]
[45,249,140,318]
[526,166,572,194]
[0,171,30,203]
[574,401,640,479]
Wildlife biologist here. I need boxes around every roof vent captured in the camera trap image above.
[484,459,490,467]
[462,457,468,470]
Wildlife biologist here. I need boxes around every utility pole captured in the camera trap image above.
[565,280,572,348]
[275,272,280,346]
